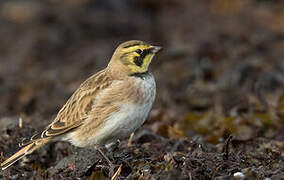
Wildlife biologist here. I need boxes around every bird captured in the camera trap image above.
[1,40,162,170]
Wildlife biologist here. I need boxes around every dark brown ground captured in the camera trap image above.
[0,0,284,179]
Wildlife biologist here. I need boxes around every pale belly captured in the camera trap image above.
[88,102,154,146]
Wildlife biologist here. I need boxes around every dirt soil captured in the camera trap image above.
[0,0,284,179]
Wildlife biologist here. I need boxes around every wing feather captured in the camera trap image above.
[40,69,113,138]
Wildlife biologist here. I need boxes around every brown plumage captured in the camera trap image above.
[1,40,162,170]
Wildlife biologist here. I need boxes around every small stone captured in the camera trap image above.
[234,172,246,180]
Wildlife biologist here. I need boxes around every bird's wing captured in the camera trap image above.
[39,69,113,138]
[67,77,143,145]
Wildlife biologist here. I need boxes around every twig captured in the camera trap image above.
[97,148,113,166]
[111,164,122,180]
[188,172,192,180]
[127,132,135,147]
[223,135,233,160]
[1,152,3,162]
[19,117,23,128]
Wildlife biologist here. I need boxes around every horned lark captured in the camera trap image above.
[1,40,162,170]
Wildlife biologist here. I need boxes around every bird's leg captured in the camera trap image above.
[105,139,120,152]
[114,139,120,150]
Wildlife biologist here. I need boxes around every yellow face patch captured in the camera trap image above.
[120,45,157,74]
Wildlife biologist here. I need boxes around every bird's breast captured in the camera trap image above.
[94,75,156,146]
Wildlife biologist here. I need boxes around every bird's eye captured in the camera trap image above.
[135,49,142,55]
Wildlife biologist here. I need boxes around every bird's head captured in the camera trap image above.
[109,40,162,75]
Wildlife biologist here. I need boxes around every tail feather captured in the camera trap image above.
[1,138,49,170]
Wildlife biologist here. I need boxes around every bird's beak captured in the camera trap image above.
[152,46,163,53]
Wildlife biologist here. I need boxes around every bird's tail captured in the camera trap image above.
[1,138,50,170]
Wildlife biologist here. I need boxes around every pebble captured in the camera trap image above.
[233,172,245,180]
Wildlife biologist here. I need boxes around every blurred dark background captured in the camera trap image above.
[0,0,284,147]
[0,0,284,179]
